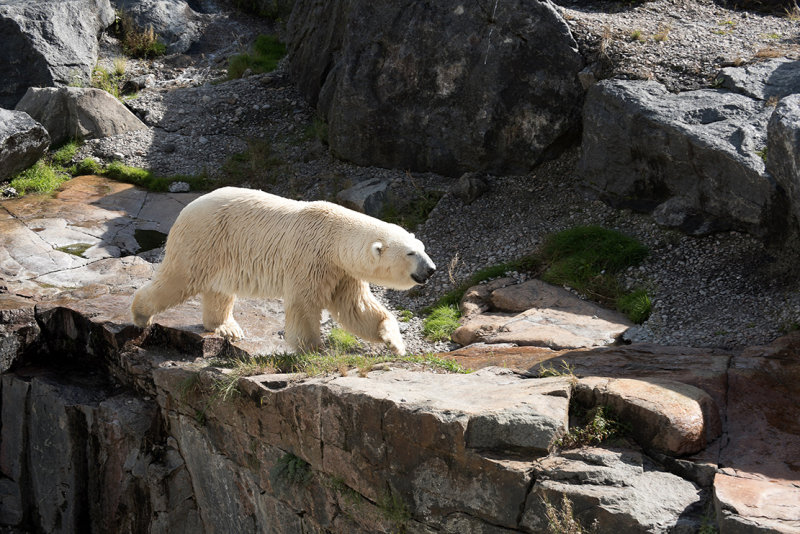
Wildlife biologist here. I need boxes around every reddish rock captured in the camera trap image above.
[574,377,722,456]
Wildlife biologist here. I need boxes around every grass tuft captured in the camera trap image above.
[327,327,361,353]
[114,13,167,59]
[557,405,629,449]
[228,35,286,79]
[543,494,598,534]
[422,305,461,342]
[616,288,652,324]
[103,161,209,192]
[10,160,69,195]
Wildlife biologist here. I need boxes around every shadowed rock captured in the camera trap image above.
[0,108,50,180]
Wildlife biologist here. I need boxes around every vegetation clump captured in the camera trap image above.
[422,305,461,342]
[270,453,313,487]
[9,141,80,195]
[557,405,629,449]
[227,35,286,79]
[542,494,598,534]
[113,12,167,58]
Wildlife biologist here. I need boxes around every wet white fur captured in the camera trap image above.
[130,187,433,354]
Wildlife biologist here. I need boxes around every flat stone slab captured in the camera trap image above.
[453,278,632,349]
[0,175,199,297]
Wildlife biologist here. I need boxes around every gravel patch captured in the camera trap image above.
[76,0,800,354]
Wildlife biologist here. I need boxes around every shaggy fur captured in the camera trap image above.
[130,187,435,354]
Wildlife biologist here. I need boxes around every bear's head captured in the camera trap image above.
[340,221,436,290]
[366,233,437,290]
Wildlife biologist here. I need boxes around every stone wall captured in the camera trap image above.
[1,294,799,533]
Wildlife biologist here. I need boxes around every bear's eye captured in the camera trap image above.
[407,251,416,256]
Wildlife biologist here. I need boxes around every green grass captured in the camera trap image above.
[616,288,652,324]
[75,157,102,175]
[327,327,361,352]
[227,35,286,79]
[539,226,651,323]
[103,161,209,192]
[10,160,69,195]
[422,305,461,342]
[91,65,123,99]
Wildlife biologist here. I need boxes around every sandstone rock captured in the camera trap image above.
[713,332,800,532]
[286,0,585,177]
[574,377,722,456]
[767,94,800,235]
[0,108,50,180]
[579,79,785,240]
[453,279,632,349]
[16,87,147,146]
[336,178,389,217]
[718,58,800,101]
[521,447,703,532]
[0,0,115,108]
[111,0,207,54]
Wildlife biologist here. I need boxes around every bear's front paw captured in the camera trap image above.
[214,320,244,341]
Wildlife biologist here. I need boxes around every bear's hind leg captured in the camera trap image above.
[284,299,322,353]
[131,279,193,328]
[202,291,243,341]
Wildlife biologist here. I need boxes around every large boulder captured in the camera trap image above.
[0,108,49,180]
[286,0,585,177]
[767,94,800,234]
[15,87,147,146]
[579,79,786,240]
[110,0,207,54]
[0,0,115,108]
[717,58,800,101]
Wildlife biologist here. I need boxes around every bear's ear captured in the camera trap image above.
[371,241,383,258]
[409,233,415,238]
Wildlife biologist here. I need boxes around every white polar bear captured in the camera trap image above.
[130,187,436,354]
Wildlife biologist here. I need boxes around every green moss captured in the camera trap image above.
[56,243,93,258]
[227,35,286,79]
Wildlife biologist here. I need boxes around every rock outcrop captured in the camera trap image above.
[0,108,50,180]
[1,177,799,532]
[111,0,208,54]
[0,0,115,108]
[767,94,800,231]
[15,87,148,146]
[286,0,585,177]
[579,59,800,243]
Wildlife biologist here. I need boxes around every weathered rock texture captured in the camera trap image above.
[286,0,585,177]
[0,0,115,108]
[453,278,632,349]
[15,87,148,146]
[2,293,799,532]
[111,0,207,54]
[768,94,800,231]
[0,108,50,180]
[579,79,782,239]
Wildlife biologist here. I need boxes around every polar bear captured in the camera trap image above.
[130,187,436,354]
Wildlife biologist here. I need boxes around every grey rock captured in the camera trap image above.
[168,181,191,193]
[336,178,389,217]
[286,0,585,177]
[111,0,207,54]
[451,172,489,205]
[0,108,50,180]
[579,79,785,240]
[767,94,800,235]
[15,87,147,146]
[0,294,40,373]
[0,0,115,108]
[521,447,704,533]
[718,58,800,101]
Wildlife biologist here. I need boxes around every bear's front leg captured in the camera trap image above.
[328,278,407,355]
[202,291,244,341]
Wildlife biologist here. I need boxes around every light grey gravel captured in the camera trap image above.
[75,0,800,355]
